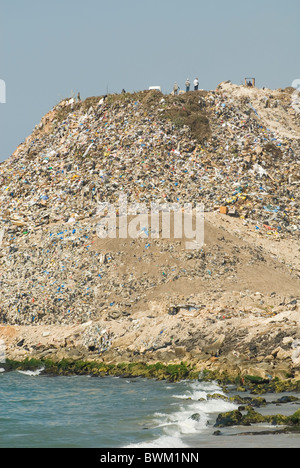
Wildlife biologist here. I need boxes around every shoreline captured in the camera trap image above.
[1,289,299,384]
[2,359,300,443]
[2,356,300,392]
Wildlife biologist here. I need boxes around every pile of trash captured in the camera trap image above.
[0,82,298,325]
[2,83,299,232]
[81,322,112,354]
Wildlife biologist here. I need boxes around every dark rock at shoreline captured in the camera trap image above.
[215,406,300,428]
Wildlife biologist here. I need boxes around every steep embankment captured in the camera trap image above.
[0,83,299,379]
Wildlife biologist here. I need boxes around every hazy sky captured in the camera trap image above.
[0,0,299,161]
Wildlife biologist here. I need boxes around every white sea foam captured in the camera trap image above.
[0,368,5,373]
[124,435,189,448]
[124,380,239,448]
[17,367,45,376]
[173,380,225,401]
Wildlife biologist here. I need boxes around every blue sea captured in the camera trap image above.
[0,369,299,449]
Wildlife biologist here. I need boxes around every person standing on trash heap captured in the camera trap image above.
[194,77,199,91]
[185,78,191,92]
[173,82,179,95]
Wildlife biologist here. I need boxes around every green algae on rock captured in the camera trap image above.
[3,358,300,391]
[215,407,300,428]
[3,358,198,382]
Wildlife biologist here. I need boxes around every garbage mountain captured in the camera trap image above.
[0,82,299,379]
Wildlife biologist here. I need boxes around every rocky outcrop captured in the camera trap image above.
[215,407,300,428]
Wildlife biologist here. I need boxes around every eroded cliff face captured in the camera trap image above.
[0,84,299,379]
[1,292,300,381]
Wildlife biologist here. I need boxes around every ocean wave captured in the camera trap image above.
[126,380,239,448]
[173,380,225,401]
[124,435,189,449]
[17,367,45,376]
